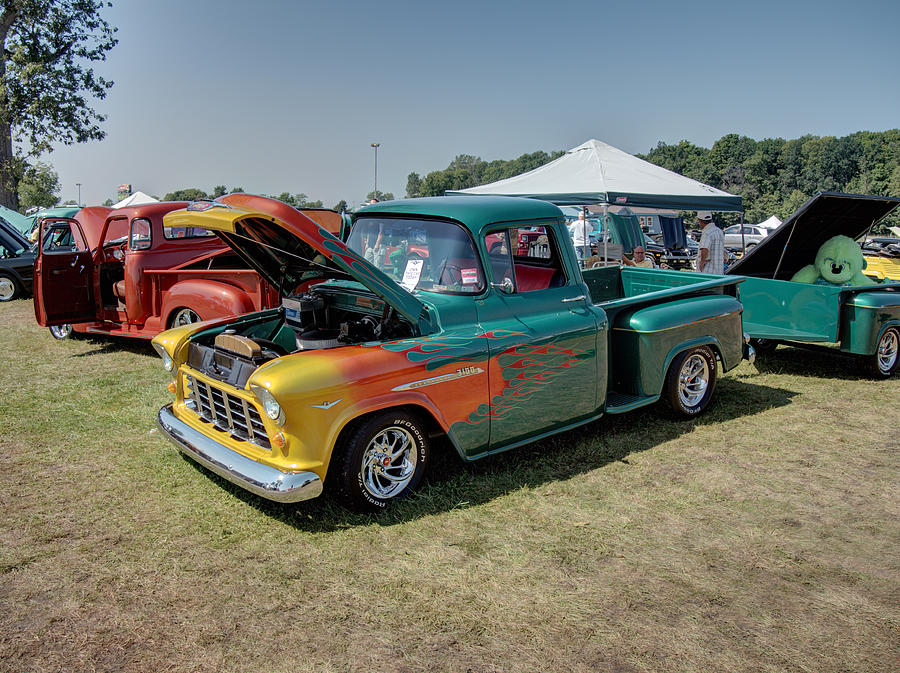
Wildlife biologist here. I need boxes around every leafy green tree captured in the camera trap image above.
[211,185,227,198]
[102,197,113,207]
[0,1,117,209]
[405,172,422,198]
[333,199,348,212]
[365,190,393,202]
[17,160,59,210]
[164,188,209,202]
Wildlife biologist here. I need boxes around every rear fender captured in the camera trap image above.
[160,279,255,327]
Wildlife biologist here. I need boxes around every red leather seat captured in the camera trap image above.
[113,280,126,300]
[514,264,556,292]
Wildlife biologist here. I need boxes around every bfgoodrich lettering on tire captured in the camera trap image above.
[332,411,428,511]
[664,345,717,417]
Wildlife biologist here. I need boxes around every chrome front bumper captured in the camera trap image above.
[157,404,323,503]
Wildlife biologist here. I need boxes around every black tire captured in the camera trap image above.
[663,345,717,417]
[750,338,778,354]
[0,273,20,302]
[168,307,201,328]
[331,411,429,511]
[49,324,74,340]
[870,326,899,378]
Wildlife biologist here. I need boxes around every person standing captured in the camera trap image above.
[568,210,593,262]
[696,211,725,274]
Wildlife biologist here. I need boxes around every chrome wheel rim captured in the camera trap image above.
[0,277,14,300]
[173,309,200,326]
[678,354,709,407]
[49,324,72,339]
[361,426,417,500]
[877,329,898,373]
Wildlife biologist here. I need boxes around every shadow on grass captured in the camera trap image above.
[69,335,156,358]
[179,376,798,532]
[753,344,874,380]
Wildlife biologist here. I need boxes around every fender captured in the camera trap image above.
[160,279,256,327]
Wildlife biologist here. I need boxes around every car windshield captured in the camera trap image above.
[347,216,483,294]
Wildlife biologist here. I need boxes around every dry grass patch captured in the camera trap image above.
[1,298,898,673]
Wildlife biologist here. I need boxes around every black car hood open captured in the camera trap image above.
[727,192,900,279]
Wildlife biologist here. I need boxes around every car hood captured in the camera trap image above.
[163,195,436,334]
[728,192,900,280]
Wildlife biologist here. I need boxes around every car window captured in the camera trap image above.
[164,225,216,240]
[42,221,87,253]
[724,225,739,234]
[130,218,152,250]
[484,224,567,294]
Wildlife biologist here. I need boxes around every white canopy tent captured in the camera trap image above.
[756,215,782,229]
[112,191,159,208]
[448,138,742,262]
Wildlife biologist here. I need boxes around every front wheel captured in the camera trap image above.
[0,273,19,302]
[664,345,717,417]
[169,307,201,328]
[870,327,899,378]
[331,411,429,511]
[49,324,74,340]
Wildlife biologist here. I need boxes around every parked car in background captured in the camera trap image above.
[32,200,286,339]
[723,225,769,250]
[0,216,35,301]
[27,205,81,242]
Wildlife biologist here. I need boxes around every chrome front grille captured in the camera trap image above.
[184,375,271,450]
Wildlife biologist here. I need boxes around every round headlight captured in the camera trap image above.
[161,351,174,372]
[256,388,281,420]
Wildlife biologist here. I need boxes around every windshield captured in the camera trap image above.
[347,217,483,294]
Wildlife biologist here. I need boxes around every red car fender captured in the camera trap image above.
[160,279,256,327]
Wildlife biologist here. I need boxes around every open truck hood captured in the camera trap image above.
[163,193,436,334]
[728,192,900,280]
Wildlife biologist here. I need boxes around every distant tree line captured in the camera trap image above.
[407,132,900,230]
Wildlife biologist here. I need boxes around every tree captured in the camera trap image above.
[333,199,348,212]
[101,197,112,206]
[17,160,59,210]
[0,1,117,209]
[164,188,209,201]
[365,190,393,202]
[406,172,422,198]
[211,185,227,198]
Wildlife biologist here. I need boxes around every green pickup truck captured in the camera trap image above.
[153,194,751,509]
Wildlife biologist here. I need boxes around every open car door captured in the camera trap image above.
[33,218,96,325]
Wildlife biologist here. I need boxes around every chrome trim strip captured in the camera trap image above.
[157,404,323,503]
[391,366,484,392]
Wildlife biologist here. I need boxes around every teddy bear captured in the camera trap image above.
[790,234,875,286]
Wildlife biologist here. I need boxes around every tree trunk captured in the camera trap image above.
[0,120,19,211]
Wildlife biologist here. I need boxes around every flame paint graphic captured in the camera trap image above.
[376,329,528,371]
[464,340,588,425]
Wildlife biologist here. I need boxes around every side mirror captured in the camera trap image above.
[490,277,515,294]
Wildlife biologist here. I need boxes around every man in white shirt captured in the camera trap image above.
[696,211,725,274]
[568,211,593,262]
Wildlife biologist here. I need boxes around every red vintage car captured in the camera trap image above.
[33,200,296,339]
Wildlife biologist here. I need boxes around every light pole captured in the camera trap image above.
[75,182,82,206]
[370,143,380,200]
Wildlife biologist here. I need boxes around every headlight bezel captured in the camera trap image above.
[250,384,284,424]
[152,342,174,372]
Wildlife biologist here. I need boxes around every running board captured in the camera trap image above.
[605,390,659,414]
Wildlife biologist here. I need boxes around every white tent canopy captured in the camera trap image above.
[112,191,159,208]
[448,139,742,212]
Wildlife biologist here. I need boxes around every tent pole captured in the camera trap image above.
[603,204,609,266]
[740,211,745,254]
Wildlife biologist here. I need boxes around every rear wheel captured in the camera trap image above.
[169,307,201,328]
[49,324,74,340]
[664,345,717,417]
[0,273,19,302]
[870,327,899,378]
[331,411,429,511]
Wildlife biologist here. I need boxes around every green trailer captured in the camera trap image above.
[727,192,900,377]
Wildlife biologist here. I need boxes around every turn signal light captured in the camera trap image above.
[272,432,286,451]
[167,381,177,394]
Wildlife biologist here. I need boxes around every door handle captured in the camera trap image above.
[561,295,586,303]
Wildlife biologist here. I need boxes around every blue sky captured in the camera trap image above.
[42,0,900,209]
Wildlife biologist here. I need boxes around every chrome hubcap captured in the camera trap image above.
[361,426,417,499]
[174,309,200,326]
[49,324,72,339]
[0,277,14,300]
[678,354,709,407]
[877,330,898,373]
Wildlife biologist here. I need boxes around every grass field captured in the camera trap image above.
[1,298,898,673]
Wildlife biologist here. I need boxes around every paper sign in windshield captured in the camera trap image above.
[461,268,478,285]
[400,258,424,290]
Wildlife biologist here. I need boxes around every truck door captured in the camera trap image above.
[474,225,604,451]
[33,218,96,326]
